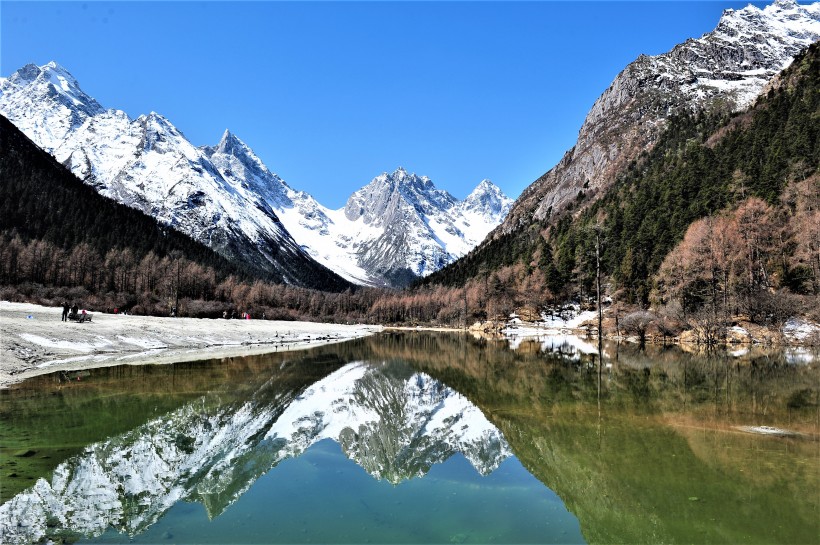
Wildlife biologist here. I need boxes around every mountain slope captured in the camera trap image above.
[0,63,349,291]
[425,40,820,314]
[203,139,512,287]
[328,168,512,287]
[499,0,820,235]
[0,114,269,283]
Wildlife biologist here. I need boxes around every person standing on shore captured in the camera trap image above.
[61,301,69,322]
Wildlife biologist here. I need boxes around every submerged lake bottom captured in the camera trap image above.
[1,332,818,544]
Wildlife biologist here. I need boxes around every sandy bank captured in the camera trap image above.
[0,301,382,388]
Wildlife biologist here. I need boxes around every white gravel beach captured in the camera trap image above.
[0,301,382,388]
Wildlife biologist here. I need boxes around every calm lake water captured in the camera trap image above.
[1,332,818,544]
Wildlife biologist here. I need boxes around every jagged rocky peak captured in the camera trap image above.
[463,179,513,216]
[209,128,268,172]
[344,167,457,223]
[0,61,349,290]
[0,59,509,288]
[135,111,187,153]
[7,62,43,85]
[4,61,103,112]
[212,129,266,167]
[205,127,293,208]
[0,61,107,152]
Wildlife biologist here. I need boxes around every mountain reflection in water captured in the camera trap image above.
[1,332,818,544]
[1,352,513,544]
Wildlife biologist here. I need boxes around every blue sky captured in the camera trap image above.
[2,1,765,208]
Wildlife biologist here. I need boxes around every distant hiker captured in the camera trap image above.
[71,303,78,315]
[61,301,69,322]
[222,310,228,319]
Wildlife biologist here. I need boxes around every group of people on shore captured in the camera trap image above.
[61,301,88,322]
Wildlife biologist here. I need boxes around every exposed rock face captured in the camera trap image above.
[277,167,512,287]
[499,0,820,234]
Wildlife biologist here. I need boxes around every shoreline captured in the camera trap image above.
[0,301,382,389]
[4,301,816,389]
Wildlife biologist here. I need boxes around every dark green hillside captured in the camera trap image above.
[424,42,820,308]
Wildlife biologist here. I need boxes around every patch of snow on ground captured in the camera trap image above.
[539,307,598,331]
[19,333,112,353]
[116,336,167,349]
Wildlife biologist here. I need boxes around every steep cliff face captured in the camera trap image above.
[499,0,820,234]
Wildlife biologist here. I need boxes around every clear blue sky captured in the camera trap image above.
[2,1,765,208]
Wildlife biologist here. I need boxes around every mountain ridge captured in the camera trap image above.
[0,65,511,288]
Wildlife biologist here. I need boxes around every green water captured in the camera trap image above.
[0,333,818,544]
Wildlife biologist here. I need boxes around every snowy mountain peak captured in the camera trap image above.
[216,128,250,156]
[0,61,105,151]
[345,168,457,225]
[324,169,511,284]
[208,128,283,192]
[715,0,819,39]
[26,61,101,114]
[468,179,503,199]
[462,179,514,218]
[0,62,349,289]
[7,63,41,85]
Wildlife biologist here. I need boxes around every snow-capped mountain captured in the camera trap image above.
[0,362,511,544]
[0,63,510,288]
[203,130,512,286]
[274,167,513,287]
[500,0,820,232]
[0,62,348,289]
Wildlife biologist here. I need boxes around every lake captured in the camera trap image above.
[1,332,817,544]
